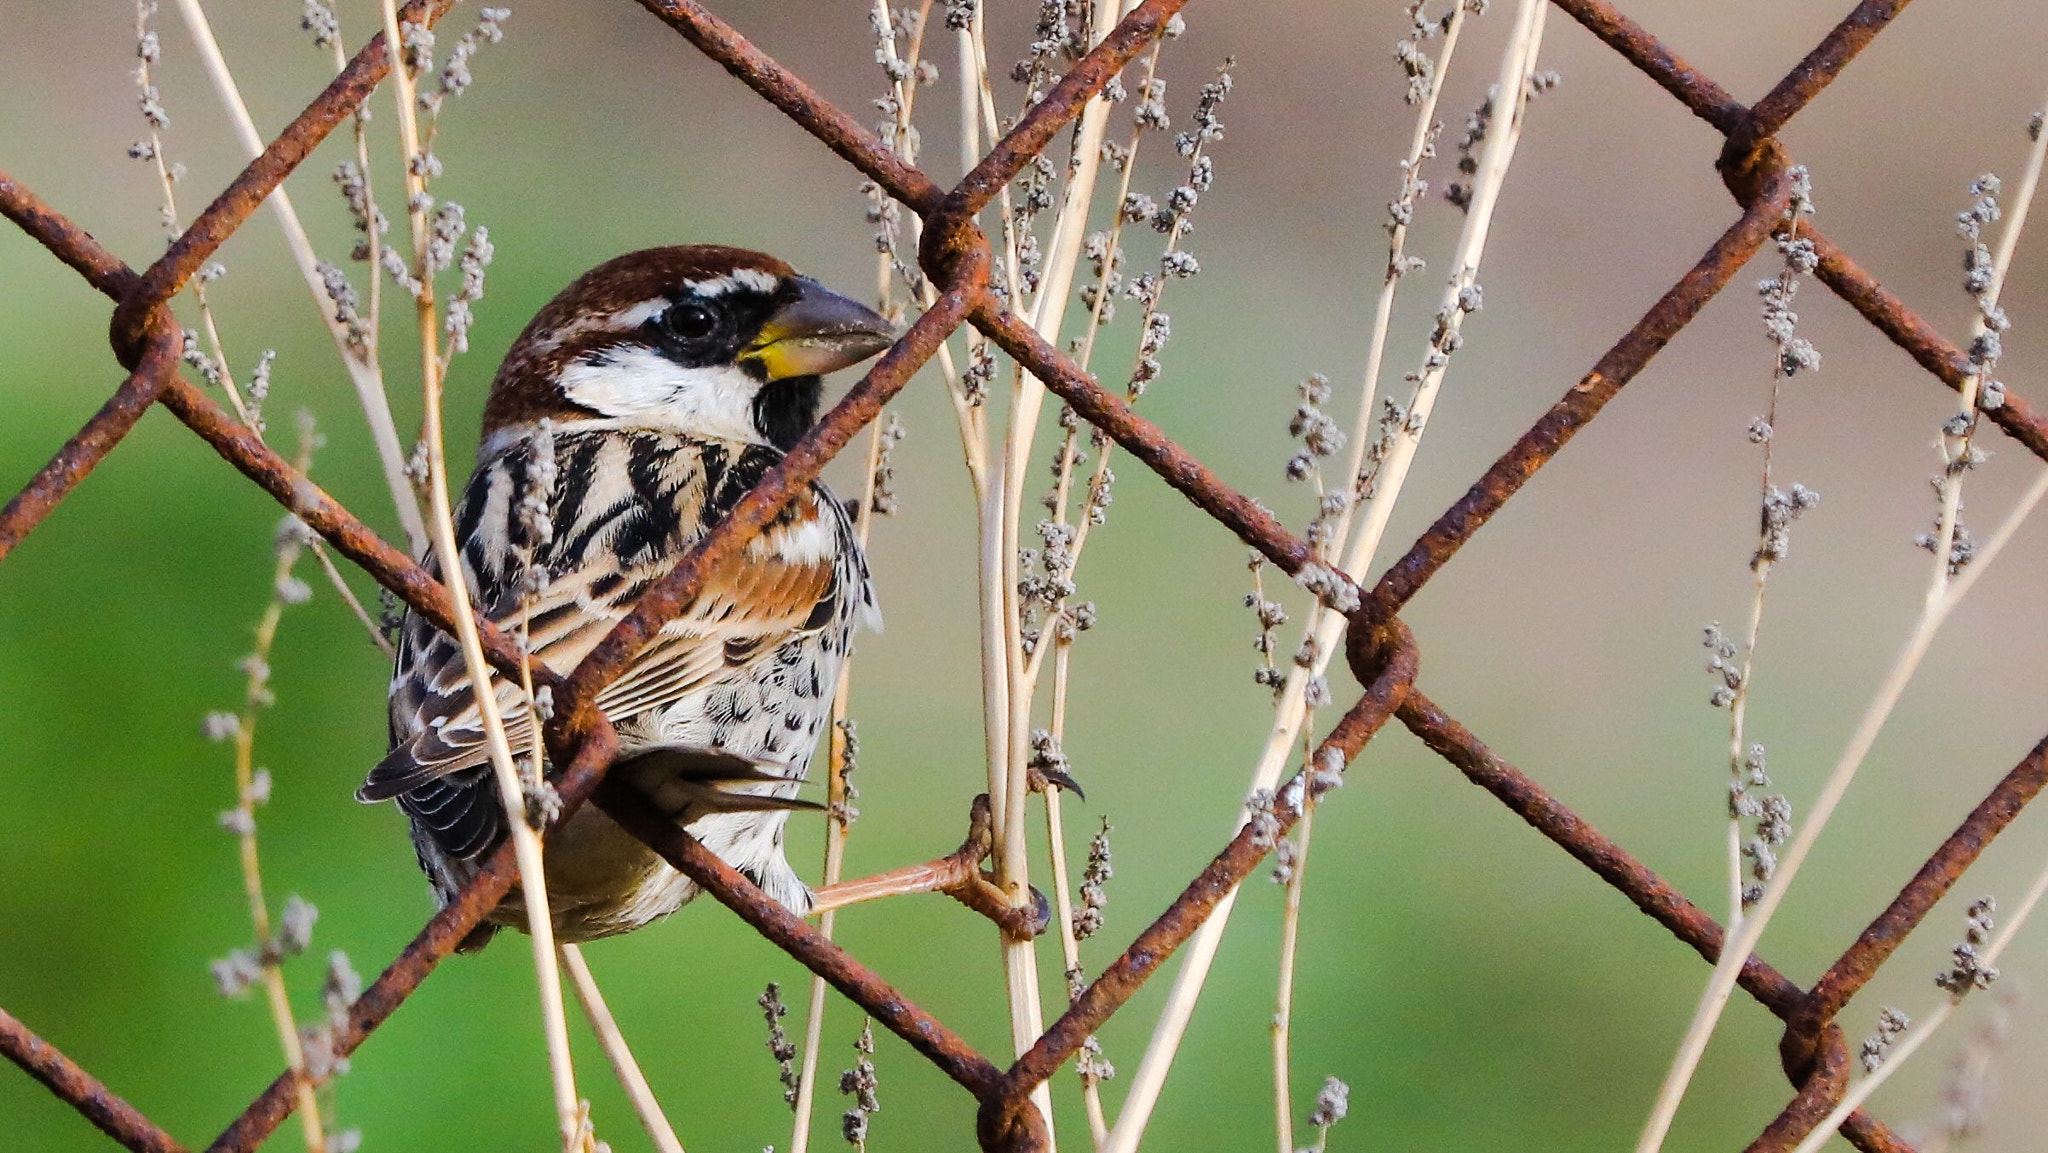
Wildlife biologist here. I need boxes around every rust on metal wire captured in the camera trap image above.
[1749,1025,1852,1153]
[0,169,139,296]
[1804,733,2048,1026]
[0,323,176,563]
[633,0,945,212]
[596,782,1009,1099]
[1395,688,1807,1014]
[209,723,620,1153]
[0,1009,188,1153]
[155,375,551,690]
[975,304,1325,581]
[109,0,459,364]
[999,622,1417,1106]
[945,0,1193,218]
[1548,0,1745,132]
[1807,231,2048,462]
[1363,166,1795,623]
[1739,0,1917,146]
[3,0,2044,1148]
[1396,688,1910,1151]
[0,179,548,690]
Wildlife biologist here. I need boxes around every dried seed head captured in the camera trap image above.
[1935,898,2001,996]
[1245,788,1281,848]
[759,983,801,1109]
[277,894,319,957]
[869,413,906,516]
[300,1,340,49]
[203,712,242,742]
[1861,1007,1911,1073]
[839,1021,880,1147]
[1295,563,1360,613]
[1073,818,1114,940]
[210,949,261,997]
[1306,1075,1351,1130]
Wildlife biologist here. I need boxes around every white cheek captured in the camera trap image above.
[559,347,762,443]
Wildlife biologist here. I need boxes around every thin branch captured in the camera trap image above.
[307,540,397,656]
[223,485,328,1153]
[1270,793,1315,1153]
[1635,89,2048,1153]
[985,5,1135,1139]
[1043,641,1110,1149]
[789,298,896,1153]
[1105,8,1547,1146]
[133,0,252,427]
[173,0,428,553]
[560,945,687,1153]
[374,1,584,1147]
[1789,795,2048,1153]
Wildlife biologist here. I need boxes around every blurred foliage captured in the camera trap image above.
[7,2,2048,1151]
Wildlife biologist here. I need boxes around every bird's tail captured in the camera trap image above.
[614,743,822,824]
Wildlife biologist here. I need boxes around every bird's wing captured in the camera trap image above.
[364,507,846,790]
[361,431,862,860]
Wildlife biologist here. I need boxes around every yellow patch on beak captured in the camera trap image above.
[741,277,896,381]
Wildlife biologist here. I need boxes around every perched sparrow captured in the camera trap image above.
[358,246,893,948]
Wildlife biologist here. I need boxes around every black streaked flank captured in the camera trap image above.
[548,434,605,542]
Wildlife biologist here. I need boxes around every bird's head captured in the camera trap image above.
[482,246,895,451]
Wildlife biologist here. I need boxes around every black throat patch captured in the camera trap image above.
[751,374,823,452]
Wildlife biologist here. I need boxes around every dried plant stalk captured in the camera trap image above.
[133,1,250,427]
[789,345,892,1153]
[1636,90,2048,1152]
[1789,759,2048,1152]
[561,945,687,1153]
[984,5,1134,1140]
[373,1,584,1147]
[1269,794,1315,1153]
[1105,8,1550,1147]
[172,0,427,552]
[1043,644,1111,1148]
[226,500,329,1153]
[1267,9,1472,1143]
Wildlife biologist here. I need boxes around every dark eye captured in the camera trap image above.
[664,301,718,341]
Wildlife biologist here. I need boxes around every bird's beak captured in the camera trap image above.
[741,277,896,382]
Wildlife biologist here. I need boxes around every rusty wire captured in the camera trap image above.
[4,0,2046,1149]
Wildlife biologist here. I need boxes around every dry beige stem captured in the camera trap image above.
[374,1,584,1147]
[561,945,687,1153]
[231,520,329,1153]
[1105,8,1551,1147]
[1636,84,2048,1153]
[173,0,427,553]
[1789,718,2048,1153]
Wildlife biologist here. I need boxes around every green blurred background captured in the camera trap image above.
[6,2,2048,1149]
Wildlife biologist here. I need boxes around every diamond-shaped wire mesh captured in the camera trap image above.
[4,1,2045,1150]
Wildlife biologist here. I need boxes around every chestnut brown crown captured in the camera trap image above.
[480,245,894,451]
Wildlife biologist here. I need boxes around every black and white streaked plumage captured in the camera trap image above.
[357,246,893,948]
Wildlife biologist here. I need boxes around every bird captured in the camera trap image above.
[357,245,895,949]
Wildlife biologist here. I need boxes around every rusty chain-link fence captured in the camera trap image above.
[3,0,2044,1149]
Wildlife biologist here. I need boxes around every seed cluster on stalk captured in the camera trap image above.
[760,982,802,1110]
[839,1022,881,1148]
[1935,897,2001,996]
[1916,171,2020,573]
[1072,818,1113,941]
[1860,1007,1911,1073]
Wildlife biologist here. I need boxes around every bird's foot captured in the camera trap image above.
[808,793,1050,941]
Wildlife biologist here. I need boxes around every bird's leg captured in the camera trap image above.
[809,794,1050,940]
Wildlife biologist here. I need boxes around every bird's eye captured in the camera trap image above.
[664,301,718,342]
